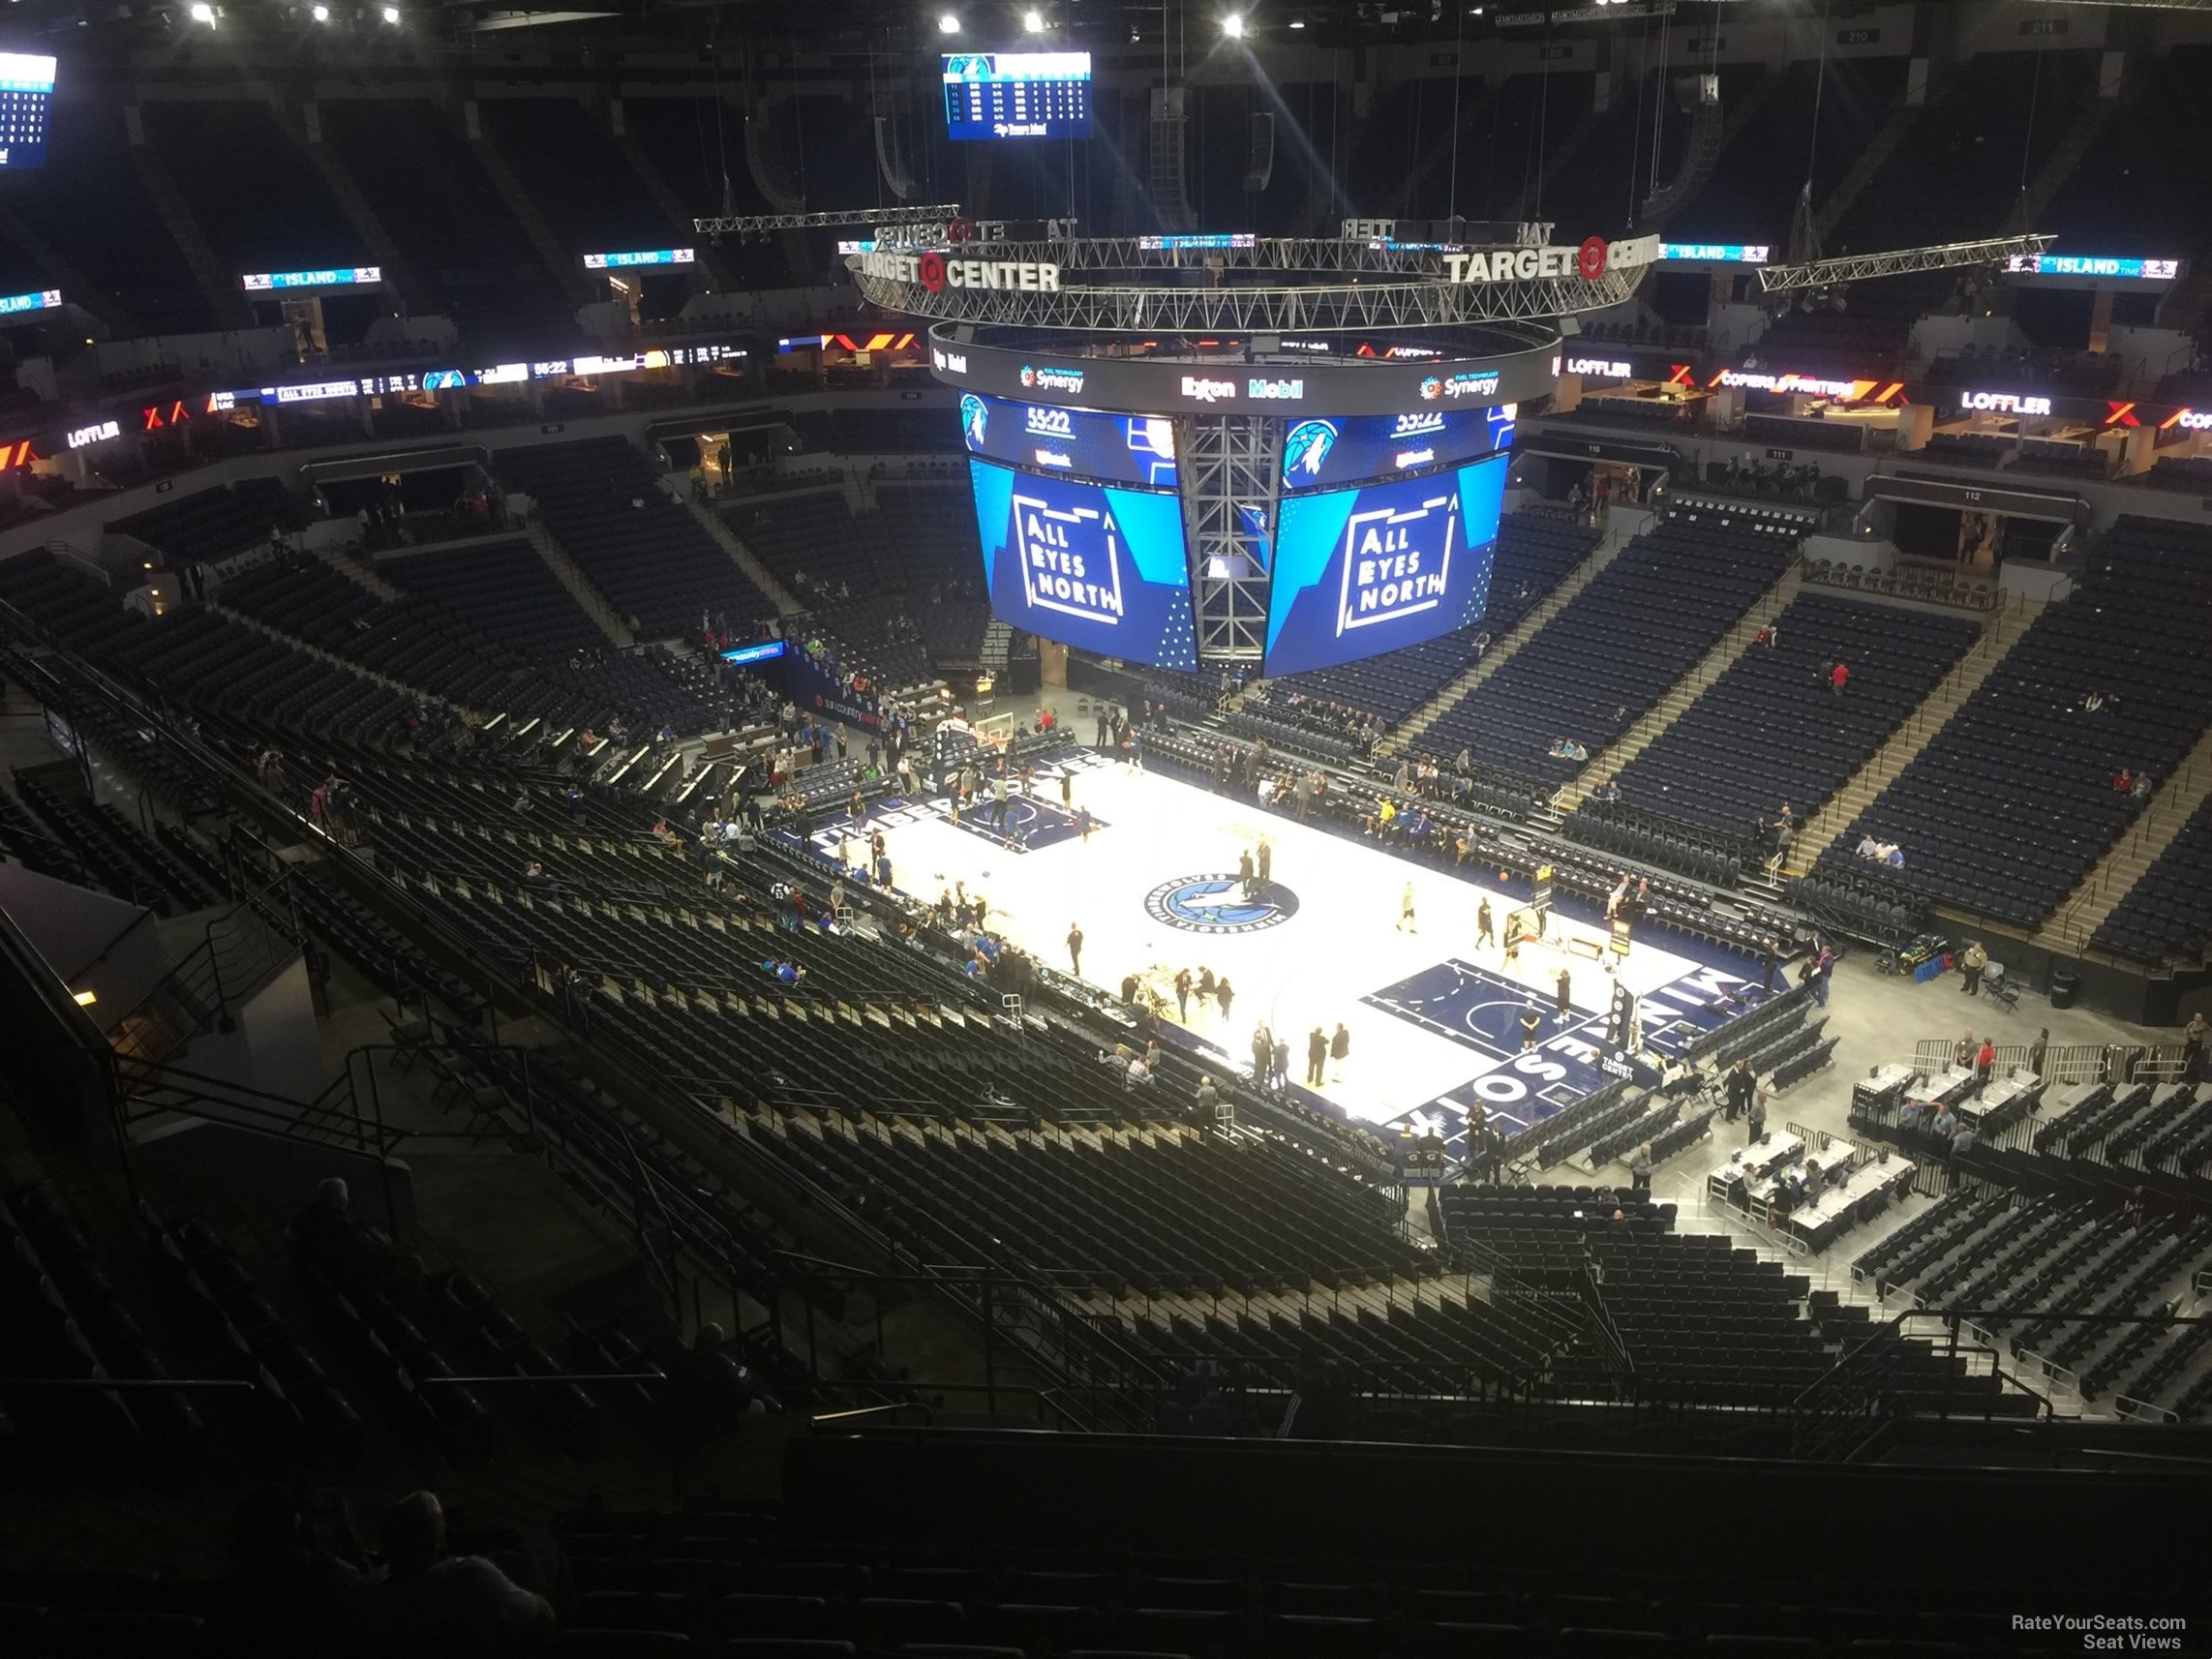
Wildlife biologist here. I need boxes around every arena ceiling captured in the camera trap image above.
[4,0,2207,50]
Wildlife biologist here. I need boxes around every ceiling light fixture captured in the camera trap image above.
[937,11,957,32]
[1022,8,1044,33]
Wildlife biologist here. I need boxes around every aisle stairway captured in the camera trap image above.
[2034,718,2212,956]
[1782,596,2041,877]
[522,520,637,647]
[686,498,800,616]
[1555,564,1804,812]
[1379,518,1636,757]
[210,602,450,706]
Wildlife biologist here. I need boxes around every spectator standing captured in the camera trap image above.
[1812,942,1835,1008]
[1723,1059,1757,1123]
[1251,1022,1273,1086]
[1975,1037,1997,1080]
[1066,923,1083,978]
[1629,1144,1654,1194]
[1554,966,1572,1024]
[1174,967,1194,1021]
[1746,1095,1768,1144]
[1306,1024,1328,1087]
[2183,1011,2206,1078]
[1330,1022,1350,1082]
[1829,661,1850,696]
[1239,847,1258,898]
[1271,1033,1291,1094]
[1257,834,1273,891]
[1217,977,1235,1024]
[1959,940,1988,996]
[1517,1002,1541,1052]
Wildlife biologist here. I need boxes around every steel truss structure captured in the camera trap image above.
[1757,234,2056,294]
[693,203,965,236]
[848,262,1645,332]
[1181,414,1279,662]
[982,238,1449,275]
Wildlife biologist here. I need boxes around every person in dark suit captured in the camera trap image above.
[1306,1025,1328,1087]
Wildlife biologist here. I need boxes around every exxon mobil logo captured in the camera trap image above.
[1246,377,1304,401]
[932,346,968,375]
[1181,375,1236,404]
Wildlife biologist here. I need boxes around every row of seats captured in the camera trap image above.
[1821,515,2212,925]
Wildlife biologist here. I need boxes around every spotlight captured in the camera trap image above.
[188,2,214,22]
[937,10,957,31]
[1021,8,1043,32]
[380,4,399,19]
[1288,16,1304,25]
[1222,12,1243,37]
[312,2,328,16]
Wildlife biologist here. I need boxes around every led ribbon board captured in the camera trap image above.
[1279,407,1514,494]
[957,392,1178,489]
[240,267,383,291]
[943,51,1093,140]
[2004,254,2180,280]
[0,287,61,317]
[1263,455,1507,678]
[968,458,1197,671]
[0,52,55,171]
[583,250,697,270]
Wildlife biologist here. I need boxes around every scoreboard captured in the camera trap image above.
[942,52,1092,140]
[0,52,55,171]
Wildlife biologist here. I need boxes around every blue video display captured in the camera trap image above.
[0,52,54,171]
[969,459,1197,671]
[943,51,1093,140]
[1263,456,1507,678]
[958,392,1178,489]
[1280,406,1514,494]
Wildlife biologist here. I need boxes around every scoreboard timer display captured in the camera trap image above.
[943,51,1092,140]
[0,52,55,171]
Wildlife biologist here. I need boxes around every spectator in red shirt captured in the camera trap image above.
[2113,769,2134,793]
[1829,661,1850,696]
[1976,1039,1996,1078]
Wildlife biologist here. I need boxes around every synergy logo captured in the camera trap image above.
[1418,376,1445,403]
[1338,488,1457,636]
[1015,488,1124,625]
[959,394,989,450]
[1282,419,1340,484]
[1144,874,1301,936]
[1246,377,1305,401]
[1181,375,1236,404]
[1018,364,1084,394]
[1440,369,1503,401]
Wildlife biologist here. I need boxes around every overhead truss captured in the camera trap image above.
[846,263,1647,332]
[694,202,965,236]
[1757,234,2057,294]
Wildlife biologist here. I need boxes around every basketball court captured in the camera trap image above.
[787,747,1771,1155]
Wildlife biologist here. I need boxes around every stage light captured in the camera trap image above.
[311,3,328,16]
[381,4,400,19]
[937,10,957,31]
[1021,8,1043,32]
[1288,16,1304,25]
[1223,12,1244,37]
[188,2,215,22]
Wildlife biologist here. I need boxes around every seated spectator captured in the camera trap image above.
[2113,769,2134,793]
[208,1485,363,1653]
[352,1491,554,1658]
[293,1177,421,1296]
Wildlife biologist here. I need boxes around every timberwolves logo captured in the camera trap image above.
[1144,874,1300,935]
[1282,419,1339,485]
[960,393,988,449]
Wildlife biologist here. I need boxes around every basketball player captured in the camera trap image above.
[1555,966,1572,1024]
[1397,881,1417,933]
[1518,1002,1542,1052]
[1476,897,1495,950]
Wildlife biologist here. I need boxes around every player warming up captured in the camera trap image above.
[1397,881,1417,934]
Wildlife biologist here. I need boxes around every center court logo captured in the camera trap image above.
[1144,874,1301,935]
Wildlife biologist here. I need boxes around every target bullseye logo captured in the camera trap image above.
[1577,237,1609,281]
[947,218,974,244]
[918,251,948,292]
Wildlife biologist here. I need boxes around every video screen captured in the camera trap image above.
[943,51,1093,140]
[1279,406,1516,494]
[1262,455,1507,678]
[969,459,1197,671]
[958,393,1178,489]
[0,52,56,171]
